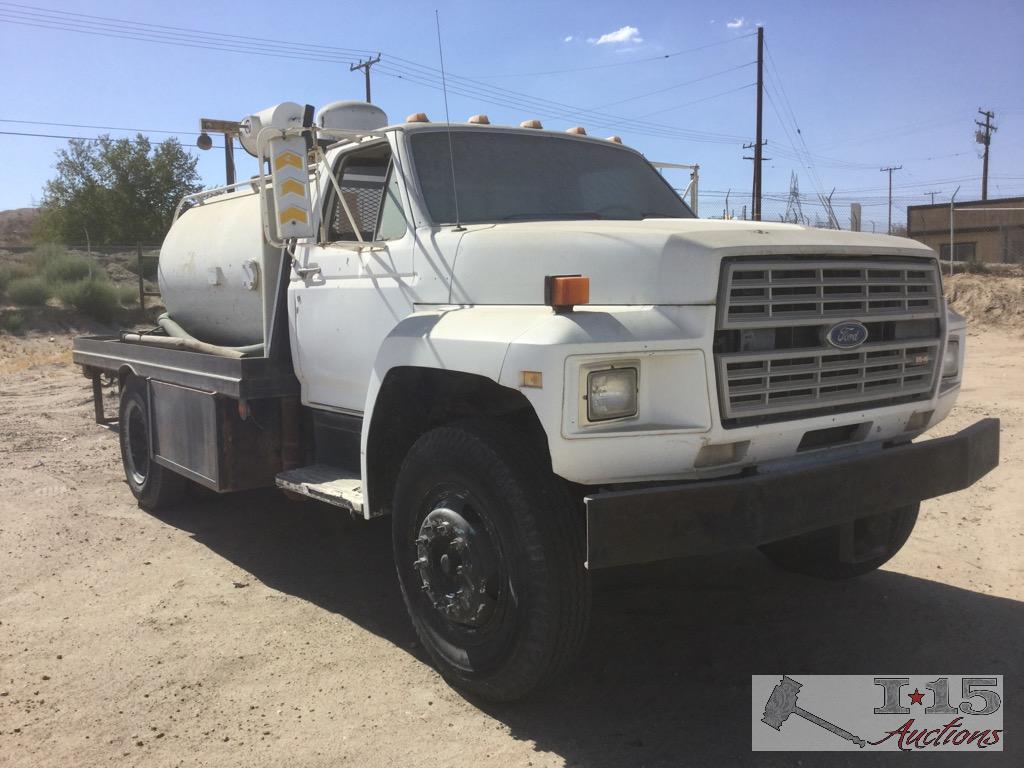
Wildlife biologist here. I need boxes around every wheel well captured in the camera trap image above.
[366,367,550,517]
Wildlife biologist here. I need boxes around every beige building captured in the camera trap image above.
[907,196,1024,264]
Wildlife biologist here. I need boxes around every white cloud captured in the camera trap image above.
[564,35,573,42]
[589,25,643,45]
[726,17,745,28]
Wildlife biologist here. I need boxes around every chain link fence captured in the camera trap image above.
[0,242,163,310]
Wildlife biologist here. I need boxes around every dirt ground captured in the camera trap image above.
[1,325,1021,767]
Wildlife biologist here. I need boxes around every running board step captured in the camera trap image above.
[275,464,364,514]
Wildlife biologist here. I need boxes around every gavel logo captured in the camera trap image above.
[762,675,867,748]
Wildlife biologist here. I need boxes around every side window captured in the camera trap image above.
[376,164,408,241]
[324,148,389,242]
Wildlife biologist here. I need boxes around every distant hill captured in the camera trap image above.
[0,208,40,247]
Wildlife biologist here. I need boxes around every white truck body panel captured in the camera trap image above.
[448,218,934,306]
[156,119,965,512]
[74,104,998,701]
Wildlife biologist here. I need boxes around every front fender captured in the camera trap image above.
[498,305,716,483]
[360,305,554,509]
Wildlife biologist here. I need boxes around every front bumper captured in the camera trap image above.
[584,418,1000,569]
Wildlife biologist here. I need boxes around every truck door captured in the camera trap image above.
[290,141,415,412]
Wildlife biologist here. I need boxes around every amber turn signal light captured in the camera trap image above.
[545,275,589,310]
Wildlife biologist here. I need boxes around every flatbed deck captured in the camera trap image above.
[72,335,299,400]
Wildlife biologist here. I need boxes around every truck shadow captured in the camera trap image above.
[151,490,1022,768]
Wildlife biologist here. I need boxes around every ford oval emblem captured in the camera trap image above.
[825,320,869,349]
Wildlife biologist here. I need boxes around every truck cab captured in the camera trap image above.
[74,101,999,702]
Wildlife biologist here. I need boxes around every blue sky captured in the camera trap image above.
[1,0,1022,236]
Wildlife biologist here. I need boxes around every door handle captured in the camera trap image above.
[294,263,321,278]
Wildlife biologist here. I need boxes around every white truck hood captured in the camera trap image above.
[447,218,937,305]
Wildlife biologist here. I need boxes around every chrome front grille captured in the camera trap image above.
[714,257,943,425]
[720,260,941,328]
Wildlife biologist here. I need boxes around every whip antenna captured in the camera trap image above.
[435,9,464,231]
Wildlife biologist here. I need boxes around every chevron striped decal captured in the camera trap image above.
[273,150,304,171]
[278,206,309,225]
[279,178,305,197]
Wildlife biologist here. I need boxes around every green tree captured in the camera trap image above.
[35,134,202,245]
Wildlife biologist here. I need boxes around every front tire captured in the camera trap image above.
[118,376,188,511]
[392,420,590,702]
[758,504,920,580]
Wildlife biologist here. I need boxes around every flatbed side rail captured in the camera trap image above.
[72,335,300,401]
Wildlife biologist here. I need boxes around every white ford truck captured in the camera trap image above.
[73,101,999,701]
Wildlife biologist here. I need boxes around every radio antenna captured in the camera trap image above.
[435,10,464,231]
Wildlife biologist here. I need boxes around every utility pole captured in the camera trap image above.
[924,190,941,205]
[350,54,382,103]
[880,165,902,234]
[744,26,766,221]
[975,108,997,201]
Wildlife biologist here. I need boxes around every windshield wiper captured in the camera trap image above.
[496,211,606,222]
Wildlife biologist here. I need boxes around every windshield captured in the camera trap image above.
[410,130,694,225]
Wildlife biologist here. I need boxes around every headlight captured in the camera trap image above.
[587,367,638,421]
[942,338,960,379]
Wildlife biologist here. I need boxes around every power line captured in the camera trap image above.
[0,117,198,136]
[0,129,226,148]
[757,37,835,225]
[473,34,757,78]
[0,2,376,57]
[762,41,830,210]
[634,83,755,119]
[0,3,756,146]
[832,174,1022,195]
[811,114,969,153]
[370,55,754,140]
[590,61,756,110]
[370,63,752,143]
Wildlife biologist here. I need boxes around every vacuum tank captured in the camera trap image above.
[158,189,281,347]
[158,100,388,348]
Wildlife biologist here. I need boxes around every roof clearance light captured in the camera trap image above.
[544,275,590,310]
[467,114,490,124]
[566,126,587,135]
[406,112,430,123]
[520,119,543,129]
[606,135,623,144]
